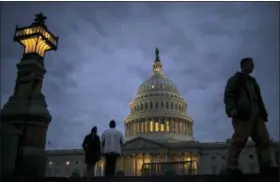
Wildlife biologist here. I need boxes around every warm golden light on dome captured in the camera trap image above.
[124,48,194,142]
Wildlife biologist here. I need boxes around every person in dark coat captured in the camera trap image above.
[224,57,274,175]
[82,126,101,178]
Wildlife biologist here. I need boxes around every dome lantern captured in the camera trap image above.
[153,47,163,75]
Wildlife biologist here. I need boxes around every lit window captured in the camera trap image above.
[173,122,176,132]
[49,161,52,165]
[133,123,136,135]
[180,122,183,133]
[145,122,148,132]
[160,122,164,131]
[155,121,159,131]
[151,85,155,88]
[166,121,170,132]
[136,123,139,133]
[66,161,70,165]
[150,121,153,132]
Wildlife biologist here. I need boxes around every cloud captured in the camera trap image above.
[1,2,279,149]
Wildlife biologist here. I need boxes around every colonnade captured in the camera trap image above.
[125,118,193,137]
[96,152,198,176]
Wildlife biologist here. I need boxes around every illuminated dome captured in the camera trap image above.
[124,48,194,143]
[137,74,180,96]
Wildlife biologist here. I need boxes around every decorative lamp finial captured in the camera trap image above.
[34,13,47,25]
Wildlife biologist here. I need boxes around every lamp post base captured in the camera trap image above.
[16,146,48,177]
[1,94,52,177]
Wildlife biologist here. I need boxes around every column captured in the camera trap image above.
[182,120,186,134]
[173,119,176,133]
[185,122,188,135]
[175,119,178,133]
[190,123,193,136]
[189,152,194,174]
[131,122,133,136]
[136,121,139,135]
[131,122,134,136]
[165,153,168,162]
[181,153,184,174]
[132,122,134,136]
[153,118,156,132]
[144,119,147,132]
[135,121,137,135]
[134,155,137,176]
[116,158,120,171]
[147,119,150,132]
[140,120,143,133]
[182,121,185,134]
[169,118,173,133]
[138,121,141,134]
[178,120,181,134]
[168,118,171,132]
[163,118,166,132]
[187,123,190,136]
[159,118,161,132]
[150,154,154,175]
[128,155,131,176]
[177,120,180,134]
[127,124,129,136]
[127,123,130,136]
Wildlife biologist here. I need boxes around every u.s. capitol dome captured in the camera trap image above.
[125,48,194,142]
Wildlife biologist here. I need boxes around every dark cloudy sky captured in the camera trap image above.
[1,2,279,150]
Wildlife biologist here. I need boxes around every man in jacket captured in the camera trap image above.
[82,126,101,178]
[101,120,124,177]
[224,57,274,175]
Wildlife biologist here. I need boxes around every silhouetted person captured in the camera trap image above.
[224,57,274,175]
[82,126,101,178]
[101,120,124,177]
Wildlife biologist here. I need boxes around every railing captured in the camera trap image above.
[141,161,196,176]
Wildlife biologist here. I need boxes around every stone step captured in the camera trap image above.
[3,174,279,182]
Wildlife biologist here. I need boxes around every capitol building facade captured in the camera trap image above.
[46,49,279,177]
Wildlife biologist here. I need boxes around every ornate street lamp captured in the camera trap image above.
[1,13,58,177]
[13,12,58,58]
